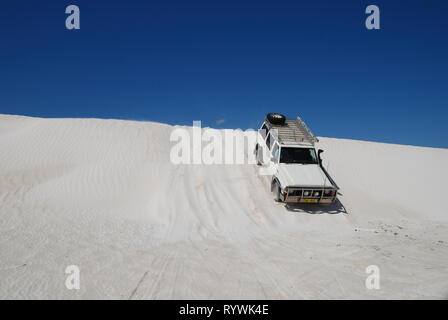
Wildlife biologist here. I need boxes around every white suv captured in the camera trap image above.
[255,113,338,204]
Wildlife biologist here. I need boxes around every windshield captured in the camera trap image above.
[280,147,318,164]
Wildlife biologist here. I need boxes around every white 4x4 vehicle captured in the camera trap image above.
[255,113,339,204]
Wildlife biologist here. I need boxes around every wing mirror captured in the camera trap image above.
[318,149,324,164]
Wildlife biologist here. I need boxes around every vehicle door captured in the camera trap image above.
[257,122,270,164]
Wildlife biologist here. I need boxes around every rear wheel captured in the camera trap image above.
[273,181,282,202]
[255,144,261,165]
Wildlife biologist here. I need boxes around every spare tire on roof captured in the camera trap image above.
[266,113,286,125]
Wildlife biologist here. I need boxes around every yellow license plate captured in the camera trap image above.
[302,199,317,203]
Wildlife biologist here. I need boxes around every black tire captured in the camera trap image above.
[273,181,282,202]
[256,153,261,166]
[266,113,286,126]
[254,144,261,165]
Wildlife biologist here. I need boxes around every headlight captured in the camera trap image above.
[313,191,320,197]
[303,191,310,196]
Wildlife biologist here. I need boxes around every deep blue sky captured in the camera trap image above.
[1,0,447,147]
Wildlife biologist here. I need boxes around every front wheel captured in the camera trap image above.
[273,181,282,202]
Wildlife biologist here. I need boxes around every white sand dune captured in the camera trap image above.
[1,114,447,299]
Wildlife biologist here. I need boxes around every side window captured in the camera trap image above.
[266,133,271,150]
[259,123,269,139]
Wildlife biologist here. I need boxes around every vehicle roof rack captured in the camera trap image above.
[265,116,319,146]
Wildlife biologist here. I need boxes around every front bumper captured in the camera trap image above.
[282,187,337,204]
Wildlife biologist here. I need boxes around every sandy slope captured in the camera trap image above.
[0,114,447,299]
